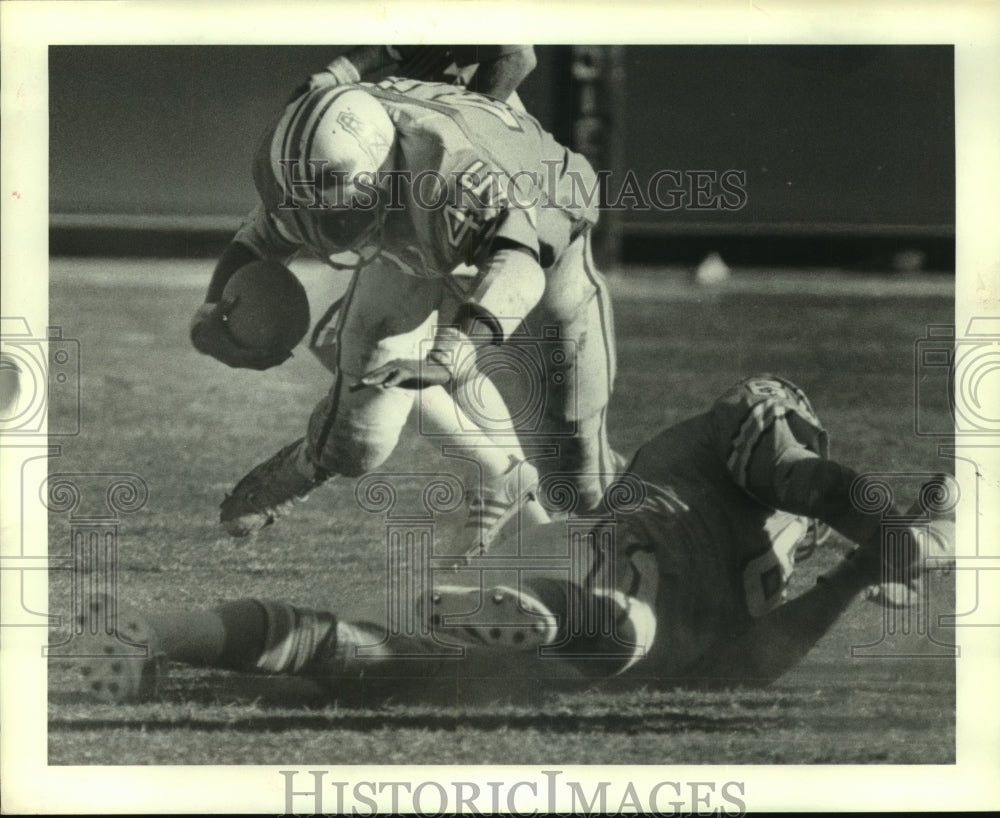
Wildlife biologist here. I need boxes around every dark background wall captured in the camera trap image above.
[613,46,954,233]
[49,45,954,263]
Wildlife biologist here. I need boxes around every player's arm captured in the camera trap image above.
[749,437,955,605]
[190,203,301,371]
[451,46,538,100]
[356,240,545,390]
[686,558,871,687]
[358,157,544,390]
[317,46,387,86]
[689,496,952,687]
[284,46,392,103]
[721,380,953,608]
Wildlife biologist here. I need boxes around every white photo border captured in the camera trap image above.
[2,0,998,813]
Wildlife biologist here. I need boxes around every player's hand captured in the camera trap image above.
[852,518,955,608]
[189,298,292,371]
[353,357,453,391]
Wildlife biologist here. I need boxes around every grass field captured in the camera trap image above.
[45,257,956,765]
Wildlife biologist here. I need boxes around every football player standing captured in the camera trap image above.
[190,75,620,555]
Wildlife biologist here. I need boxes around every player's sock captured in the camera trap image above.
[147,599,269,669]
[214,599,270,668]
[147,600,427,687]
[538,410,616,514]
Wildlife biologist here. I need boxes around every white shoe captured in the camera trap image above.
[73,594,164,703]
[420,584,560,649]
[461,458,543,560]
[220,438,325,536]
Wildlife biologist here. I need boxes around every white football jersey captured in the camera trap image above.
[236,78,599,280]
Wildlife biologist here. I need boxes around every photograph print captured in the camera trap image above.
[2,6,997,814]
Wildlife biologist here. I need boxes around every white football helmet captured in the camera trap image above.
[269,85,396,254]
[270,85,395,203]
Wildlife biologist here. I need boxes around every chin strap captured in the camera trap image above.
[322,212,386,273]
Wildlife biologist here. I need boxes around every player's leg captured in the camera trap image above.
[753,438,954,606]
[411,281,552,556]
[72,594,451,703]
[719,375,954,607]
[305,264,441,476]
[220,263,437,535]
[424,518,658,679]
[330,265,551,554]
[417,383,551,559]
[222,258,549,545]
[527,230,621,515]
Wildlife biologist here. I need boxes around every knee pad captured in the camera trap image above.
[773,456,855,518]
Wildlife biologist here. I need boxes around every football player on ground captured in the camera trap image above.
[72,376,955,702]
[190,74,620,556]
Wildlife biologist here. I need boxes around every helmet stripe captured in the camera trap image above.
[301,89,351,178]
[272,85,356,198]
[273,90,317,184]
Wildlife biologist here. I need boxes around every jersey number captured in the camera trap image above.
[444,160,507,250]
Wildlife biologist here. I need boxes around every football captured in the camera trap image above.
[222,260,311,351]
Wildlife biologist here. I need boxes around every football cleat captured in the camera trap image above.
[73,594,165,703]
[220,438,325,537]
[460,457,544,561]
[420,584,560,649]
